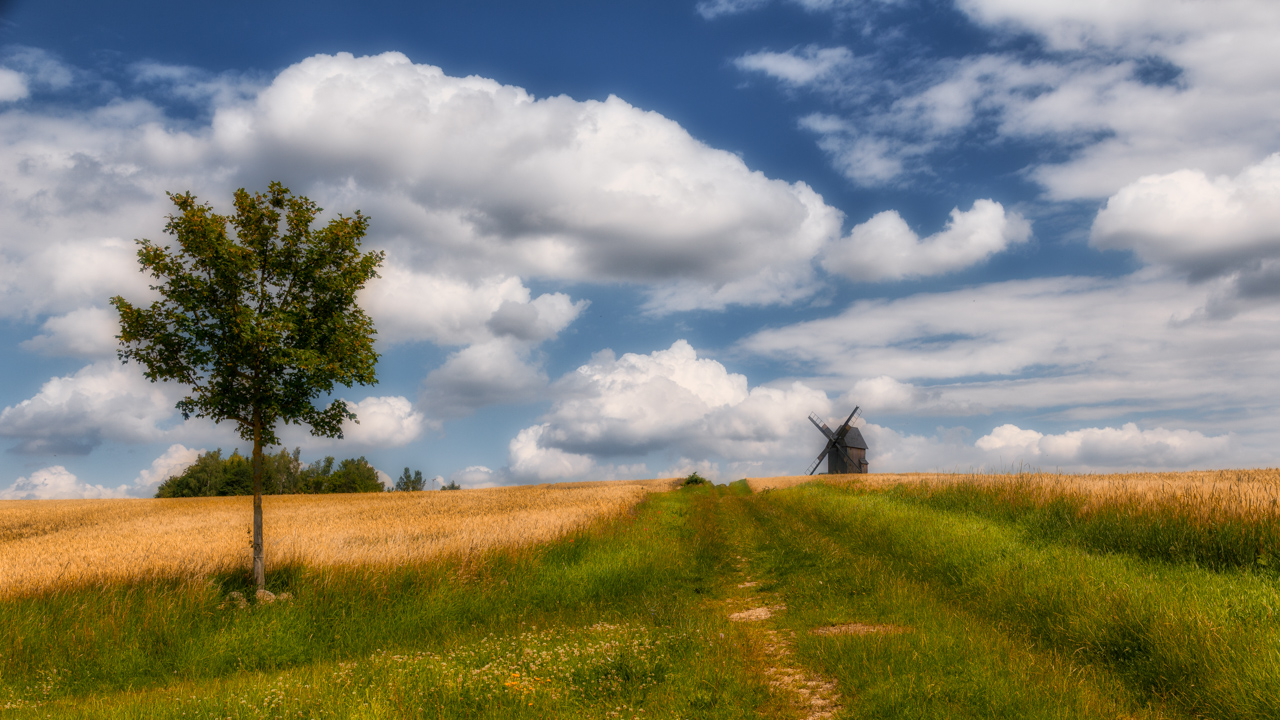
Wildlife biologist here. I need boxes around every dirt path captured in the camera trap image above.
[721,553,844,720]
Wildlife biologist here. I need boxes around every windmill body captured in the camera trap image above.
[806,408,869,475]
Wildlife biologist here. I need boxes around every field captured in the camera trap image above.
[2,469,1278,719]
[0,478,674,598]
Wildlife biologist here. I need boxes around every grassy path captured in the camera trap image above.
[3,481,1277,718]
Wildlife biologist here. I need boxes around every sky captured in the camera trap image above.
[1,0,1279,498]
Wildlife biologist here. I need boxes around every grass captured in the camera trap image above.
[878,470,1280,572]
[750,482,1280,719]
[0,485,770,718]
[2,471,1278,718]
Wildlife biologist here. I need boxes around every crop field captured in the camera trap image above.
[0,478,673,598]
[2,469,1278,719]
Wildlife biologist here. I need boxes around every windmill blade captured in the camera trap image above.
[806,444,832,475]
[808,412,836,441]
[834,406,860,439]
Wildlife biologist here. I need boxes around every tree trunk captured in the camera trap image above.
[252,411,265,592]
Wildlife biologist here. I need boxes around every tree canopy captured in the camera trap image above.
[112,182,384,589]
[112,182,383,446]
[395,467,427,491]
[155,448,388,497]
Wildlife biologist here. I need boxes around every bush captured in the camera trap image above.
[682,472,708,486]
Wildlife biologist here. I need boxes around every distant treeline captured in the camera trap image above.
[156,448,432,498]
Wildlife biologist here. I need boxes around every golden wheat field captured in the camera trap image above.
[748,468,1280,519]
[0,478,675,598]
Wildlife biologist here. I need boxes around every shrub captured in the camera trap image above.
[682,472,708,486]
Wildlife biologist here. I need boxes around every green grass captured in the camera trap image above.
[0,487,768,719]
[3,480,1279,718]
[884,476,1280,572]
[749,483,1280,719]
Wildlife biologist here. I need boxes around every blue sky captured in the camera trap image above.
[2,0,1279,498]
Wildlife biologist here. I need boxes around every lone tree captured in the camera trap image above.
[112,182,383,591]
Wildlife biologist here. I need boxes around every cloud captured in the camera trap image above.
[854,422,984,473]
[0,466,129,499]
[20,306,120,357]
[836,419,1233,473]
[339,396,427,447]
[0,67,27,102]
[2,47,75,92]
[131,443,203,495]
[497,330,1253,477]
[130,60,262,109]
[274,395,429,450]
[0,361,177,454]
[734,2,1280,198]
[420,339,550,418]
[508,424,597,482]
[738,273,1280,447]
[846,376,976,415]
[821,199,1030,281]
[696,0,771,19]
[0,50,846,355]
[538,340,750,456]
[1091,153,1280,314]
[976,422,1232,469]
[449,465,498,489]
[661,458,724,482]
[0,363,427,458]
[698,0,892,20]
[509,340,835,479]
[362,266,588,418]
[798,114,918,186]
[209,52,840,308]
[360,267,587,347]
[735,46,858,88]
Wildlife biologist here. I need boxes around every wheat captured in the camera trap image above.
[0,478,676,598]
[747,469,1280,519]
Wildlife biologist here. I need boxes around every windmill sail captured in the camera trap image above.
[805,407,868,475]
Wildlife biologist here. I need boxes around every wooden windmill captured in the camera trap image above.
[806,407,869,475]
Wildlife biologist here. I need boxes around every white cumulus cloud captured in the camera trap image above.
[976,422,1232,469]
[1091,153,1280,315]
[131,443,203,495]
[20,306,120,357]
[0,361,177,454]
[0,49,845,351]
[822,199,1030,281]
[339,396,427,447]
[361,267,587,347]
[510,340,835,480]
[508,424,597,482]
[0,466,129,500]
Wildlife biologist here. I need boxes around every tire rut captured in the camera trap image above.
[722,552,843,720]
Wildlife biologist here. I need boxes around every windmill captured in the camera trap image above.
[806,407,869,475]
